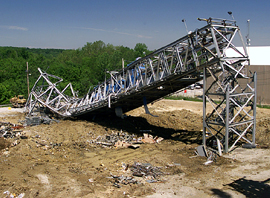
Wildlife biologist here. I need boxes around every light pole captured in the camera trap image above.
[246,19,251,46]
[182,19,189,34]
[26,62,30,97]
[228,11,235,20]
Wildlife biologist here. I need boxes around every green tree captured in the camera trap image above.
[134,43,148,58]
[0,41,151,104]
[0,84,12,104]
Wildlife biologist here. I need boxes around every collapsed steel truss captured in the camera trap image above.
[25,17,256,152]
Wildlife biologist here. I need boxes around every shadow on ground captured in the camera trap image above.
[211,177,270,198]
[210,189,232,198]
[76,114,203,145]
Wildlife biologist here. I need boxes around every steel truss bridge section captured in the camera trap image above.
[25,17,256,152]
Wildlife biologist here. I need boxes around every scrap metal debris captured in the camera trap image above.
[131,162,163,181]
[0,121,25,139]
[109,174,138,188]
[87,131,163,149]
[3,190,25,198]
[109,162,164,187]
[196,145,208,157]
[88,131,140,148]
[195,145,218,165]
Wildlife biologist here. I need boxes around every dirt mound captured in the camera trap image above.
[141,109,203,131]
[256,118,270,148]
[0,100,270,197]
[0,108,215,197]
[0,137,10,150]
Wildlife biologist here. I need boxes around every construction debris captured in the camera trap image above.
[196,145,208,157]
[204,160,213,165]
[142,133,164,144]
[114,140,140,149]
[109,174,138,188]
[195,145,218,165]
[109,162,164,187]
[23,115,60,126]
[90,131,140,148]
[131,162,163,181]
[3,190,25,198]
[0,121,25,139]
[88,131,163,149]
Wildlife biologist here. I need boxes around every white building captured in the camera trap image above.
[226,46,270,65]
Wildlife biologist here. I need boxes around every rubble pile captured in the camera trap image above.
[130,162,163,182]
[94,131,139,147]
[3,190,25,198]
[88,131,164,149]
[22,115,60,126]
[109,162,164,188]
[0,121,25,139]
[110,174,138,188]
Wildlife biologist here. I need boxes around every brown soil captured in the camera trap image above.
[1,99,270,198]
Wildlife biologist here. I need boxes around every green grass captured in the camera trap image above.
[166,96,270,109]
[257,104,270,109]
[165,95,203,102]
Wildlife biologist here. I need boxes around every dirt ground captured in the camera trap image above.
[1,99,270,198]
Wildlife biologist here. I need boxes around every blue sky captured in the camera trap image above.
[0,0,269,50]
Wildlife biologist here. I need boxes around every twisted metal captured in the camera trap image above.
[25,17,256,152]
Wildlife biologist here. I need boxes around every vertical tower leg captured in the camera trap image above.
[252,72,257,145]
[203,67,207,147]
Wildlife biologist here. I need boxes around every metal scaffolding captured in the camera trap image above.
[25,17,256,152]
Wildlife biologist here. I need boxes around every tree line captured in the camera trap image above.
[0,41,151,104]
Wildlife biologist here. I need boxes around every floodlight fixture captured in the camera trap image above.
[227,11,235,20]
[182,18,189,34]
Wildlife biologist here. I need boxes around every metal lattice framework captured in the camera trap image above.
[202,65,257,153]
[26,68,77,117]
[25,17,256,152]
[199,18,257,153]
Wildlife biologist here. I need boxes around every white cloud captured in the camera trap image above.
[0,25,28,31]
[8,26,28,31]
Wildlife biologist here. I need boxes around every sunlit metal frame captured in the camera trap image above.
[25,68,78,117]
[201,18,256,153]
[25,18,256,152]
